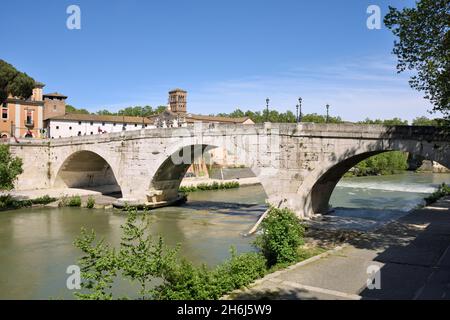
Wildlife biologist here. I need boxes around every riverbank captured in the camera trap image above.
[227,196,450,300]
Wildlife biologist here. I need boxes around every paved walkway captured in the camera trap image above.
[229,197,450,300]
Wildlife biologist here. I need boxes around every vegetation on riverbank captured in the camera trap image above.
[59,195,82,208]
[72,206,320,300]
[345,151,409,177]
[425,184,450,205]
[0,195,57,211]
[0,145,23,191]
[179,181,240,193]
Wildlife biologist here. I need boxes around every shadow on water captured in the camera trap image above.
[181,200,265,217]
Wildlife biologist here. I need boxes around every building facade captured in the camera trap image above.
[47,113,155,139]
[0,83,46,139]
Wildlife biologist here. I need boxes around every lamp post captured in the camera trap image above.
[266,98,270,122]
[298,97,302,122]
[296,104,299,123]
[326,104,330,123]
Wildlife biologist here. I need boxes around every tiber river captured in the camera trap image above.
[0,172,449,299]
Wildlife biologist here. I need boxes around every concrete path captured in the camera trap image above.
[229,197,450,300]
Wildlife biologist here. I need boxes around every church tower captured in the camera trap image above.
[168,89,187,114]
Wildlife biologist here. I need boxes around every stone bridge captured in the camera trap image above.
[7,123,450,218]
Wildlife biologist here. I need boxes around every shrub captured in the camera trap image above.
[32,195,57,205]
[213,248,266,295]
[86,196,95,209]
[68,195,82,207]
[425,183,450,205]
[254,207,305,267]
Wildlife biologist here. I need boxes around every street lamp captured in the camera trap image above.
[326,104,330,123]
[296,104,299,123]
[266,98,270,122]
[298,97,303,122]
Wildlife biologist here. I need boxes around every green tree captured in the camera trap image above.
[66,105,91,114]
[412,116,439,126]
[384,0,450,116]
[0,145,23,190]
[0,60,36,104]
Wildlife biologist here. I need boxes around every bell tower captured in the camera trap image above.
[168,89,187,114]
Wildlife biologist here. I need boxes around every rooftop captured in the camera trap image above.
[49,113,154,124]
[43,92,68,99]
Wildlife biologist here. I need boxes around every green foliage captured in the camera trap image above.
[412,116,440,126]
[96,105,167,117]
[65,105,91,115]
[74,229,118,300]
[216,109,343,124]
[425,183,450,205]
[0,194,57,211]
[179,181,240,193]
[118,210,178,299]
[254,207,305,267]
[0,145,23,190]
[154,248,266,300]
[86,196,95,209]
[59,195,82,207]
[350,151,409,177]
[73,208,268,300]
[0,59,35,104]
[384,0,450,116]
[32,195,57,205]
[358,118,409,125]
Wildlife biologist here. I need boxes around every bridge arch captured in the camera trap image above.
[53,150,122,194]
[300,140,450,216]
[147,142,266,205]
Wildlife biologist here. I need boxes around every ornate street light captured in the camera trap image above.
[298,97,303,122]
[296,104,299,123]
[266,98,270,122]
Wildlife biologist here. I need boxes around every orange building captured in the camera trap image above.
[1,82,46,139]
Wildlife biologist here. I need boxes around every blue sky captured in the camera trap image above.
[0,0,434,121]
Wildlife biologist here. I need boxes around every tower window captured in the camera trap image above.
[2,108,8,119]
[78,121,82,125]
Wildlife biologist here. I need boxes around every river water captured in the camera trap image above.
[0,172,449,299]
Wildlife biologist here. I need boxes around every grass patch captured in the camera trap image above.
[179,181,240,193]
[86,196,95,209]
[0,194,58,211]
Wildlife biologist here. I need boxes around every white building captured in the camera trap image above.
[47,113,155,139]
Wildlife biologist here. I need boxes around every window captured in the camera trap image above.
[135,124,138,127]
[90,122,93,126]
[113,123,116,126]
[26,110,33,124]
[2,107,8,120]
[102,122,105,126]
[90,132,93,135]
[69,127,72,130]
[78,121,82,125]
[53,105,57,111]
[56,126,60,130]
